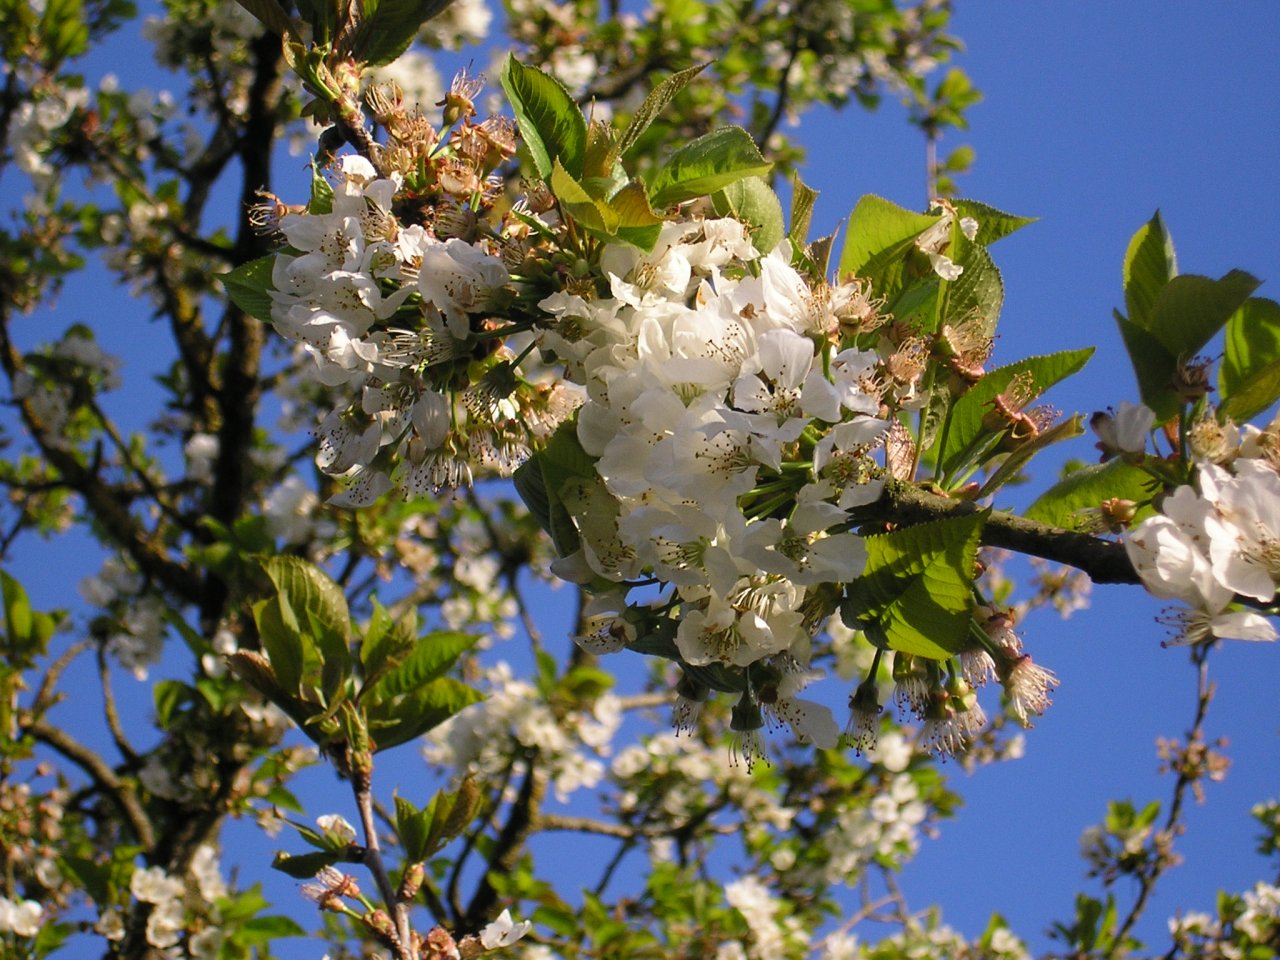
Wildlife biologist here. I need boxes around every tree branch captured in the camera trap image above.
[26,718,155,849]
[868,478,1140,585]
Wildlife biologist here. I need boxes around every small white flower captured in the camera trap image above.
[316,813,357,845]
[1091,401,1155,457]
[479,908,532,949]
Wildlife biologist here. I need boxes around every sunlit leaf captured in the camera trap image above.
[220,256,276,324]
[951,199,1036,246]
[368,631,478,698]
[843,510,987,660]
[501,55,587,179]
[1145,269,1259,358]
[1221,296,1280,421]
[934,348,1094,480]
[350,0,453,66]
[647,126,772,208]
[616,62,710,160]
[836,194,940,300]
[1122,210,1177,328]
[1024,459,1159,531]
[712,176,785,256]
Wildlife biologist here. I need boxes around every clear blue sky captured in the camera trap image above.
[7,2,1280,955]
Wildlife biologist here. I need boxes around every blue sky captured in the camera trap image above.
[7,1,1280,954]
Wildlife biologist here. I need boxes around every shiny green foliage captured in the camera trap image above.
[843,510,987,660]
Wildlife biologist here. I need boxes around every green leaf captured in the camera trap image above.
[271,850,341,879]
[836,194,940,299]
[395,795,429,863]
[253,596,306,696]
[843,510,987,660]
[608,180,665,251]
[518,418,598,556]
[647,126,772,208]
[40,0,88,60]
[939,239,1003,337]
[1024,459,1158,531]
[1,570,33,648]
[1115,315,1180,424]
[421,776,480,858]
[712,176,785,256]
[935,348,1095,479]
[951,200,1036,246]
[1145,270,1260,357]
[240,915,307,941]
[153,680,190,729]
[350,0,452,66]
[262,556,351,662]
[220,255,276,324]
[977,414,1085,499]
[500,55,587,179]
[368,677,482,749]
[368,630,478,698]
[788,175,819,247]
[1221,296,1280,421]
[550,158,620,235]
[359,599,418,687]
[309,163,334,215]
[558,474,624,574]
[1123,211,1177,327]
[616,62,710,160]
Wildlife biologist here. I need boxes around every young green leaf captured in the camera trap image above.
[271,850,343,880]
[550,158,620,234]
[788,175,819,247]
[951,200,1036,246]
[220,256,277,324]
[1144,269,1259,358]
[349,0,453,67]
[616,62,711,160]
[647,126,772,208]
[607,181,665,251]
[836,195,940,298]
[938,239,1003,337]
[262,556,352,680]
[1114,314,1180,423]
[1221,296,1280,422]
[1023,459,1158,531]
[368,676,483,749]
[843,510,987,660]
[712,176,785,255]
[934,348,1095,480]
[500,55,587,179]
[1122,211,1177,328]
[366,630,478,699]
[395,795,430,863]
[359,599,418,686]
[252,595,306,696]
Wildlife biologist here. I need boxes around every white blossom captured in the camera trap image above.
[479,908,532,949]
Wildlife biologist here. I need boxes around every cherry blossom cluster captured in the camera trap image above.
[1123,411,1280,645]
[543,220,901,748]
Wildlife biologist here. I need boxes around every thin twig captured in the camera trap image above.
[26,718,155,849]
[1110,646,1215,954]
[31,639,92,716]
[96,645,140,766]
[353,773,414,959]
